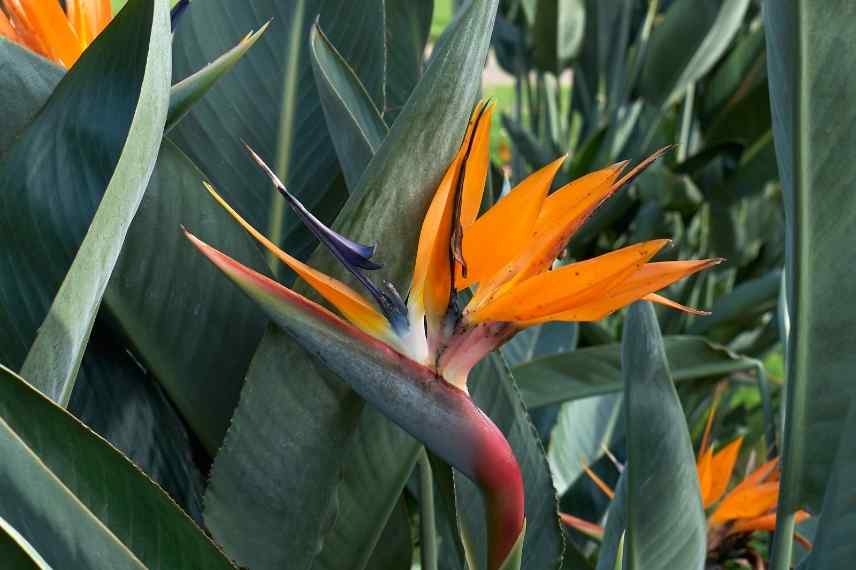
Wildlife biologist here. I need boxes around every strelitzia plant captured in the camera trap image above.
[563,398,811,567]
[184,100,718,568]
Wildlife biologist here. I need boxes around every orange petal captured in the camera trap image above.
[696,447,715,508]
[705,438,743,508]
[698,383,726,457]
[468,240,671,324]
[410,101,491,319]
[67,0,111,43]
[202,182,392,341]
[709,481,780,525]
[456,155,565,289]
[560,514,605,541]
[727,510,809,536]
[583,464,615,499]
[0,9,21,42]
[466,164,624,312]
[11,0,82,67]
[643,293,711,316]
[525,258,722,324]
[459,100,493,228]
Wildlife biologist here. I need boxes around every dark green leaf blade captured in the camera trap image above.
[0,515,50,570]
[764,0,856,518]
[638,0,750,108]
[622,302,705,570]
[0,40,63,157]
[1,0,171,404]
[383,0,433,122]
[309,23,388,192]
[0,364,235,569]
[170,0,384,254]
[513,336,758,408]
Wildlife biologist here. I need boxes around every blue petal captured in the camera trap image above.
[246,145,410,332]
[245,145,382,270]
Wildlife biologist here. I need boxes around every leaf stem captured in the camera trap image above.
[769,511,796,570]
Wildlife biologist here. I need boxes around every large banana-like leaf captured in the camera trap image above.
[548,394,622,496]
[105,140,270,453]
[203,2,499,568]
[0,0,212,513]
[0,41,63,157]
[19,0,171,405]
[621,302,706,570]
[513,336,758,408]
[638,0,750,109]
[68,326,206,522]
[764,0,856,564]
[802,404,856,570]
[170,0,383,256]
[0,365,235,569]
[0,514,51,570]
[454,356,565,570]
[309,23,388,192]
[383,0,433,122]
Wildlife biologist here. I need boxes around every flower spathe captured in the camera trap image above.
[185,100,720,570]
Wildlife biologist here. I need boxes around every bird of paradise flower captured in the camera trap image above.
[184,100,720,569]
[562,391,811,567]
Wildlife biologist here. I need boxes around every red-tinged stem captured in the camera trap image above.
[187,231,525,570]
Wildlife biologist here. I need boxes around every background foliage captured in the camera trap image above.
[0,0,852,569]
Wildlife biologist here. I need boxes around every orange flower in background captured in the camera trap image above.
[563,393,812,562]
[0,0,112,67]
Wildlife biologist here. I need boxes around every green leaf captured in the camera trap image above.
[548,394,622,496]
[384,0,433,122]
[688,270,781,336]
[513,336,758,408]
[105,139,269,453]
[202,2,500,566]
[309,23,388,192]
[0,42,211,508]
[533,0,586,73]
[13,0,171,405]
[764,0,856,523]
[621,302,706,570]
[803,404,856,570]
[365,497,413,570]
[0,41,63,157]
[0,364,235,569]
[701,25,767,120]
[501,322,578,367]
[0,515,51,570]
[595,473,627,570]
[68,327,206,521]
[170,0,384,258]
[638,0,751,108]
[166,23,268,132]
[455,356,564,570]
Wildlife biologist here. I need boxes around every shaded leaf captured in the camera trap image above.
[0,364,235,569]
[514,336,758,408]
[19,0,171,405]
[621,302,705,570]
